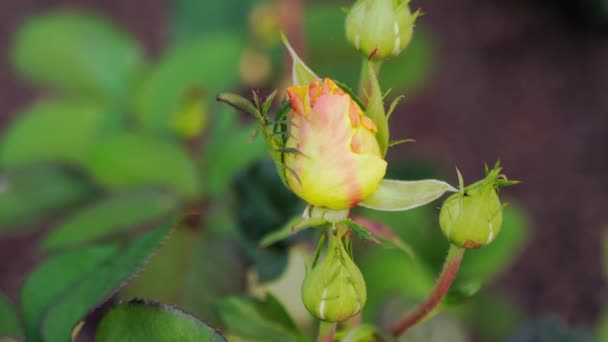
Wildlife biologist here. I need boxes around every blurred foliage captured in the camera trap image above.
[217,294,306,342]
[0,167,93,232]
[0,100,111,169]
[41,190,178,251]
[132,33,242,136]
[170,0,256,42]
[509,315,595,342]
[0,1,553,340]
[96,300,226,341]
[234,161,305,282]
[0,292,22,340]
[21,223,171,341]
[12,12,143,106]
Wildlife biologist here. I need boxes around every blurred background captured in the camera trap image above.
[0,0,607,341]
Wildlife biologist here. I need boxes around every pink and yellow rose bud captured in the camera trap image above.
[284,78,387,210]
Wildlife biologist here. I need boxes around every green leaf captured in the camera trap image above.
[12,11,143,105]
[96,299,226,341]
[360,179,457,211]
[0,293,22,339]
[281,33,318,86]
[170,0,255,42]
[216,294,305,342]
[20,244,119,342]
[42,190,179,251]
[0,100,108,169]
[20,222,172,342]
[83,133,199,198]
[0,167,93,232]
[180,233,248,326]
[133,33,242,135]
[202,110,266,196]
[457,205,529,282]
[120,225,200,305]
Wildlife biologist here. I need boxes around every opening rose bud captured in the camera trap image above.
[284,78,387,210]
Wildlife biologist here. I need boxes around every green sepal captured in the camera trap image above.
[364,60,390,156]
[360,178,457,212]
[259,215,326,248]
[281,33,318,86]
[344,219,380,244]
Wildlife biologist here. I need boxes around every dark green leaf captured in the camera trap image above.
[22,222,173,341]
[134,34,242,135]
[234,161,304,282]
[180,233,248,326]
[42,190,179,251]
[0,293,22,339]
[12,11,143,105]
[20,244,119,342]
[0,100,108,169]
[96,299,225,341]
[216,294,305,342]
[120,226,200,305]
[83,133,199,198]
[0,167,93,232]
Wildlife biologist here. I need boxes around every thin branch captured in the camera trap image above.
[389,244,465,336]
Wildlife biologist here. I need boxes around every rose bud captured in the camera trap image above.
[284,78,387,210]
[439,162,517,249]
[301,231,367,322]
[345,0,421,59]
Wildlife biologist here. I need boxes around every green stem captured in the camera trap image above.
[317,321,336,342]
[389,244,465,337]
[358,59,383,101]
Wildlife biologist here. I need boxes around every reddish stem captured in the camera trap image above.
[389,244,465,337]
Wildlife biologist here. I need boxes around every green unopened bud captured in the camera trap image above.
[345,0,421,59]
[302,231,366,322]
[439,162,517,249]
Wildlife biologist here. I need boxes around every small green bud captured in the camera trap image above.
[302,230,366,322]
[439,163,516,249]
[345,0,420,59]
